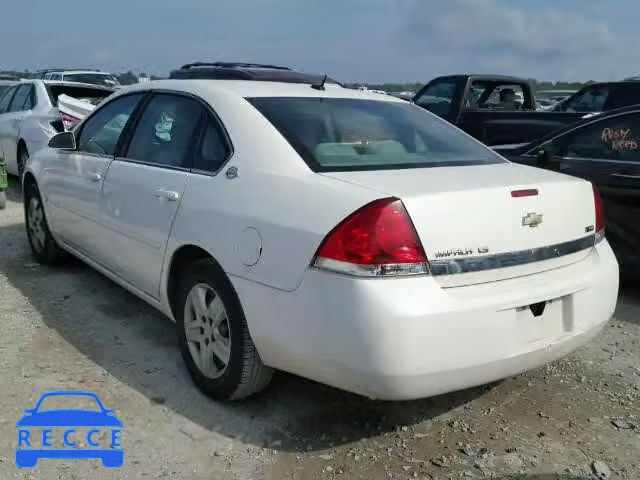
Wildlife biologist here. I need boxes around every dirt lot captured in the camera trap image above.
[0,181,638,480]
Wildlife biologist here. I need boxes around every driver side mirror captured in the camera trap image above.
[48,131,76,150]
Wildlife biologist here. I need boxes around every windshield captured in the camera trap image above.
[248,97,504,172]
[36,394,102,412]
[64,73,120,87]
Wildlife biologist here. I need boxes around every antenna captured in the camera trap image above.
[311,74,327,91]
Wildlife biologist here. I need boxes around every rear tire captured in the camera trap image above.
[176,258,273,400]
[24,182,67,265]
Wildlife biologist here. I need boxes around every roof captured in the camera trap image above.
[18,79,115,91]
[169,62,341,86]
[435,74,531,84]
[59,70,116,76]
[36,68,101,74]
[113,79,405,102]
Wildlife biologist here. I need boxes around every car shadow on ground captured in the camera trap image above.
[616,283,640,326]
[493,476,593,480]
[0,205,491,453]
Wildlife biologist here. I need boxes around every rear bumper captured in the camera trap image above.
[233,241,619,400]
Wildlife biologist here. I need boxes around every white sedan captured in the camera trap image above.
[23,78,619,401]
[0,80,113,176]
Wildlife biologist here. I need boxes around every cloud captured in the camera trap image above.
[433,0,613,55]
[397,0,634,81]
[2,0,639,83]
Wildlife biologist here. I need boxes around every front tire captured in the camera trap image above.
[176,258,273,400]
[24,182,66,265]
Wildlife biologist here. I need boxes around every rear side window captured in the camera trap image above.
[0,86,16,113]
[606,85,640,110]
[77,93,143,156]
[125,94,203,168]
[564,113,640,162]
[248,97,503,172]
[194,116,231,172]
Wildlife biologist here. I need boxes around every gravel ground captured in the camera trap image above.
[0,180,638,480]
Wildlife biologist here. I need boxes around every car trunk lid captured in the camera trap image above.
[321,163,596,287]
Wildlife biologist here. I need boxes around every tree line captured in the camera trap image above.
[0,70,162,85]
[2,69,592,91]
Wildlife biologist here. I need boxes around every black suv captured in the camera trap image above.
[552,80,640,113]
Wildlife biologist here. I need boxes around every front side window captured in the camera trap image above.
[561,86,610,113]
[564,113,640,162]
[0,86,16,113]
[77,93,143,156]
[248,97,504,172]
[413,81,458,117]
[125,94,203,168]
[194,116,231,172]
[8,85,31,112]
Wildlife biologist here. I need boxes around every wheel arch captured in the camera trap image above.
[17,138,28,155]
[165,244,225,318]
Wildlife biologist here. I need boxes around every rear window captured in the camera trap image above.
[46,85,113,107]
[248,97,504,172]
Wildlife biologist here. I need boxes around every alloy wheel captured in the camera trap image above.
[183,283,232,379]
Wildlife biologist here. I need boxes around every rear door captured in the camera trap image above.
[547,111,640,267]
[99,92,204,298]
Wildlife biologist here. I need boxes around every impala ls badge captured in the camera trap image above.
[522,212,543,228]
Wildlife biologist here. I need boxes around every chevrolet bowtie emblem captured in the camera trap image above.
[522,212,543,228]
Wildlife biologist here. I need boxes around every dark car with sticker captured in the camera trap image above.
[503,105,640,280]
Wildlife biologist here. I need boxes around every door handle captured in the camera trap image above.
[153,189,180,201]
[86,172,102,182]
[611,173,640,180]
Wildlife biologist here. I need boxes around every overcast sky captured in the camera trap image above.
[3,0,638,83]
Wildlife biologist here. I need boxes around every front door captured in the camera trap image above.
[45,93,145,259]
[99,93,204,298]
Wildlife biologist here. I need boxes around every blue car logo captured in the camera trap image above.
[16,391,123,468]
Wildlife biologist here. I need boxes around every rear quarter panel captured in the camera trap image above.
[164,90,380,293]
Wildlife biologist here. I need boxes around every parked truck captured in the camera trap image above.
[412,74,640,146]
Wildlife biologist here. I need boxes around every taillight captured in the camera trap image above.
[60,112,80,131]
[593,184,605,242]
[313,198,429,277]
